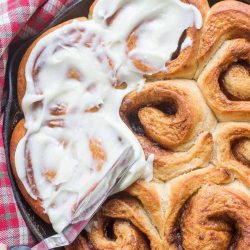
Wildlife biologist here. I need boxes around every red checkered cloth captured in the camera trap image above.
[0,0,74,246]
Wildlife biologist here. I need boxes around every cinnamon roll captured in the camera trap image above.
[120,80,217,181]
[10,119,50,223]
[165,166,250,250]
[213,122,250,183]
[197,38,250,121]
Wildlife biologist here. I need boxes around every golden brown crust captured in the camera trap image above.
[164,166,250,250]
[88,196,162,250]
[10,119,50,223]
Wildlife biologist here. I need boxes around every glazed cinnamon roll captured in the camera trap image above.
[213,122,250,183]
[10,119,50,223]
[78,167,250,250]
[120,80,217,181]
[89,0,209,79]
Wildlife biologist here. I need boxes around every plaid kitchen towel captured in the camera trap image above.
[0,0,74,246]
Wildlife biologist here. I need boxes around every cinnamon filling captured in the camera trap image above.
[89,139,107,171]
[106,8,123,26]
[44,170,57,182]
[169,197,191,250]
[47,119,65,128]
[169,186,250,250]
[208,215,238,250]
[85,104,103,113]
[32,47,45,83]
[127,112,145,136]
[231,137,250,167]
[67,68,82,81]
[104,219,117,240]
[32,100,43,112]
[113,82,127,90]
[219,61,250,101]
[49,103,67,116]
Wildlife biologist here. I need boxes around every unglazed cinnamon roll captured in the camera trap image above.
[196,1,250,121]
[197,38,250,121]
[213,122,250,183]
[164,166,250,249]
[83,181,166,249]
[79,167,250,250]
[120,80,217,181]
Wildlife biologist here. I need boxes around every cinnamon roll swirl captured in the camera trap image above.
[196,0,250,121]
[165,166,250,250]
[120,80,217,181]
[83,181,165,250]
[213,122,250,183]
[197,38,250,121]
[197,0,250,75]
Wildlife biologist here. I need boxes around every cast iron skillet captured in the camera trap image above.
[3,0,94,243]
[3,0,249,245]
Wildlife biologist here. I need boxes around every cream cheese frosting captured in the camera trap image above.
[15,0,202,232]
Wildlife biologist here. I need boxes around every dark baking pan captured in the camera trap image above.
[3,0,94,243]
[3,0,249,245]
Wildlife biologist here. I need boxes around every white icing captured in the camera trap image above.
[93,0,202,73]
[15,0,202,232]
